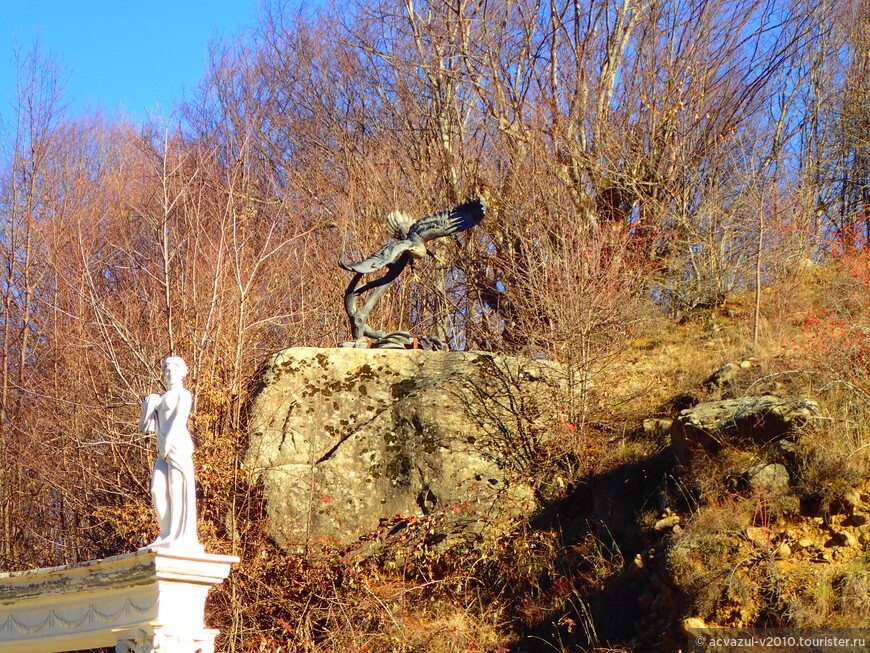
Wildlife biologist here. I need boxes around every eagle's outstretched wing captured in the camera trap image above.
[339,239,414,274]
[385,211,415,240]
[409,198,485,243]
[339,198,485,274]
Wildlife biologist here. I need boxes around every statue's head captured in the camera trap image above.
[162,356,189,382]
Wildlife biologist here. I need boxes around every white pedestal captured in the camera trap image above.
[0,548,239,653]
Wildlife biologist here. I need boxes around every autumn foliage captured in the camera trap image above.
[1,0,869,650]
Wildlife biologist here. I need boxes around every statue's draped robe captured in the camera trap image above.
[139,389,199,549]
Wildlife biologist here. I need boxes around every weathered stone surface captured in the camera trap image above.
[774,541,792,559]
[245,347,568,549]
[795,537,814,551]
[745,526,773,548]
[681,617,709,634]
[846,512,869,527]
[841,489,863,514]
[829,530,859,548]
[643,418,673,439]
[670,395,820,465]
[654,515,681,531]
[704,360,756,398]
[746,463,790,494]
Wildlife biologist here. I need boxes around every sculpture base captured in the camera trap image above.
[0,548,238,653]
[114,625,220,653]
[340,330,448,351]
[139,541,205,555]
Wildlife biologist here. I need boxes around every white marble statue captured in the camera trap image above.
[138,356,201,551]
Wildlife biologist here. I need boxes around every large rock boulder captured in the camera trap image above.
[670,395,820,465]
[245,347,568,549]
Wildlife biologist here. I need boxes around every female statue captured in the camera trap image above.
[138,356,200,551]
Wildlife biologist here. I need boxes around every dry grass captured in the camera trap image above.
[201,255,870,652]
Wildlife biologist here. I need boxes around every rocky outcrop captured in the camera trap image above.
[670,395,820,465]
[245,347,569,549]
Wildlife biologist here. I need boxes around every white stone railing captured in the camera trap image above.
[0,548,238,653]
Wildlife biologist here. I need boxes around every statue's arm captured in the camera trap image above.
[138,394,161,433]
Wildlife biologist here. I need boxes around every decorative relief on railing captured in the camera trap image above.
[0,596,157,636]
[0,549,237,652]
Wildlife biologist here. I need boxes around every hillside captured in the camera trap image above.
[202,253,870,652]
[1,1,868,651]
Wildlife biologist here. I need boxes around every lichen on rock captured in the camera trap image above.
[245,347,569,550]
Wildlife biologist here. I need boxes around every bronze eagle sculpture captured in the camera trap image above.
[338,198,486,349]
[340,198,485,274]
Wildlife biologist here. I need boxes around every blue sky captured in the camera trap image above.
[0,0,266,125]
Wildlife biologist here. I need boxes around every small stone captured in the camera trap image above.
[774,542,792,559]
[746,526,772,547]
[654,515,681,531]
[845,512,869,527]
[746,463,790,494]
[705,362,741,389]
[843,489,862,513]
[643,418,673,438]
[629,554,646,580]
[682,617,708,634]
[831,530,859,548]
[795,538,814,551]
